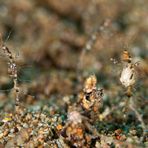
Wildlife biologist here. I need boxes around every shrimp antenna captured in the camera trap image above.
[4,29,13,45]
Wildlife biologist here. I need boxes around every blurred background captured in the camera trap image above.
[0,0,147,114]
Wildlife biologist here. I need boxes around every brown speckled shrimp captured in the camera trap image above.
[0,36,20,106]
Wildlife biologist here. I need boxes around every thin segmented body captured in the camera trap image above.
[1,44,20,106]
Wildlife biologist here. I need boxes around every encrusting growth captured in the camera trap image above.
[60,75,103,147]
[0,34,20,107]
[80,75,103,113]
